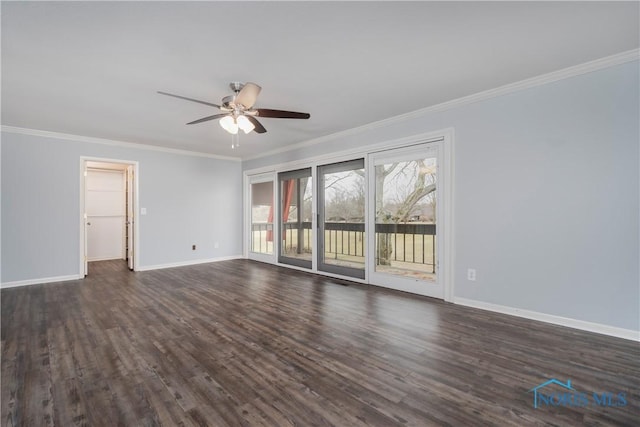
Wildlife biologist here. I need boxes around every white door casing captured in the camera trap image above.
[127,165,135,270]
[80,157,140,276]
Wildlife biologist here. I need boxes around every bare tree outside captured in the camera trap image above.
[324,171,365,222]
[375,158,437,271]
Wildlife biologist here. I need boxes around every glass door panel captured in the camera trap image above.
[250,181,274,255]
[279,168,313,269]
[318,159,365,279]
[368,144,443,298]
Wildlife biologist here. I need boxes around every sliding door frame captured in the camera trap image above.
[317,158,366,279]
[243,127,454,302]
[367,142,445,298]
[277,168,314,269]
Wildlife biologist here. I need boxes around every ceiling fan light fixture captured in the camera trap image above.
[236,115,255,134]
[219,115,238,134]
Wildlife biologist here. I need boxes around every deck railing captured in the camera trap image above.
[250,223,274,254]
[252,222,436,271]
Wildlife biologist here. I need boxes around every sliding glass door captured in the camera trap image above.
[367,143,444,298]
[278,168,313,268]
[247,136,449,299]
[318,159,365,279]
[248,174,275,262]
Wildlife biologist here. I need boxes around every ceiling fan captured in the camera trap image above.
[158,82,310,135]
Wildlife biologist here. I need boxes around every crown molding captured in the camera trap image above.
[0,125,242,162]
[3,50,636,163]
[243,49,640,162]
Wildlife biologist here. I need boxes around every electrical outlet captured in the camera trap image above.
[192,244,196,250]
[467,268,477,281]
[214,242,219,249]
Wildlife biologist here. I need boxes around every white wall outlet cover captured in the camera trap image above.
[140,207,147,215]
[467,268,477,281]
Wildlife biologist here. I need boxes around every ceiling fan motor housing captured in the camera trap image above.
[222,82,247,111]
[229,82,244,93]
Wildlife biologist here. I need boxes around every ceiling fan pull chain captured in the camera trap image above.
[231,133,240,149]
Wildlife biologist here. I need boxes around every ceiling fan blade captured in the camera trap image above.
[235,82,261,109]
[256,109,310,119]
[158,91,220,108]
[246,116,267,134]
[186,113,229,125]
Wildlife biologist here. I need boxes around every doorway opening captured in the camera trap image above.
[80,157,139,276]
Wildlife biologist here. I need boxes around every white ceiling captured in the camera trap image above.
[2,2,638,160]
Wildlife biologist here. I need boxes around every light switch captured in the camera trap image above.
[141,207,147,215]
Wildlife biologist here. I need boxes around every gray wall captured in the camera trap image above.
[1,132,242,282]
[243,61,640,331]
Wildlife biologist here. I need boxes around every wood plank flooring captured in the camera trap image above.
[2,259,638,426]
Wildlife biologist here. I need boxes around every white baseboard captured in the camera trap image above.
[1,274,83,289]
[454,297,639,342]
[1,256,244,287]
[136,255,243,272]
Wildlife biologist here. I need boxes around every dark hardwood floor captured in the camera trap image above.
[2,259,638,426]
